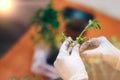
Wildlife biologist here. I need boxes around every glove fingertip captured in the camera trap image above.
[82,48,100,58]
[73,44,80,51]
[68,37,72,40]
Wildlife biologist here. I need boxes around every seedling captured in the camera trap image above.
[61,19,101,45]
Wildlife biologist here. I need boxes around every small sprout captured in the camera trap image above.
[78,19,101,38]
[86,19,101,30]
[61,19,101,46]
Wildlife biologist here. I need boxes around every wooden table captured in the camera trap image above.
[0,26,48,80]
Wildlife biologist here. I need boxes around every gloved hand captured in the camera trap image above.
[80,36,120,71]
[54,37,88,80]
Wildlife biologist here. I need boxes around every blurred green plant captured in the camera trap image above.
[30,3,60,47]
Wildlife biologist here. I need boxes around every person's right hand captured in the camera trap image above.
[80,36,120,70]
[54,37,88,80]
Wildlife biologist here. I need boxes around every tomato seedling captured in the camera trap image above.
[61,19,101,45]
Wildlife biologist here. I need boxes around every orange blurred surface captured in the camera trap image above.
[0,26,47,80]
[0,0,120,80]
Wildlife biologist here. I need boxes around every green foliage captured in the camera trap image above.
[30,9,43,25]
[76,19,101,43]
[61,19,101,45]
[86,19,101,30]
[30,3,60,47]
[30,3,59,28]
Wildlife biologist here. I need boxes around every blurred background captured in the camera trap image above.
[1,0,120,57]
[0,0,50,57]
[0,0,120,80]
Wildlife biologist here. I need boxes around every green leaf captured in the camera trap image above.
[87,24,94,29]
[97,24,101,30]
[86,19,101,30]
[92,19,98,23]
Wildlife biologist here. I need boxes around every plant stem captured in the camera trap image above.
[78,25,88,38]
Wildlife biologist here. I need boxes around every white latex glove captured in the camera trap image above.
[80,36,120,71]
[31,44,59,79]
[54,37,88,80]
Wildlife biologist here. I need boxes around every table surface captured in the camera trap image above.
[0,26,48,80]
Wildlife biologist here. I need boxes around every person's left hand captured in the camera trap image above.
[54,37,88,80]
[80,36,120,70]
